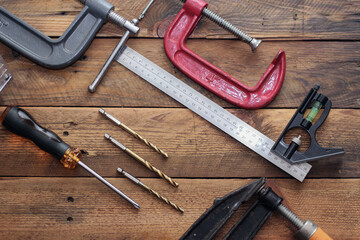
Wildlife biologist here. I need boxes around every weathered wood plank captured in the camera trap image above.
[0,0,359,40]
[0,39,359,108]
[0,178,358,240]
[0,107,356,178]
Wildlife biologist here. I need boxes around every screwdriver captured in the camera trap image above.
[0,106,140,209]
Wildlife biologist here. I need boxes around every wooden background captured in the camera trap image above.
[0,0,359,239]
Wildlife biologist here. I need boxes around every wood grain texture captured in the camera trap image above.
[0,0,358,239]
[0,178,358,240]
[0,107,356,178]
[0,39,359,108]
[1,0,359,40]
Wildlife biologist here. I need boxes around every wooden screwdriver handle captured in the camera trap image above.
[309,227,333,240]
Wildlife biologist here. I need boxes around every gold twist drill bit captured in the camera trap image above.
[105,134,179,187]
[117,168,184,213]
[99,109,168,158]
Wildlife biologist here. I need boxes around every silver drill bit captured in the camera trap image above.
[105,134,178,187]
[117,168,184,213]
[99,108,168,158]
[77,161,140,209]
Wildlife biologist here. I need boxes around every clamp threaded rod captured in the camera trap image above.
[78,0,139,34]
[277,204,304,230]
[179,0,261,51]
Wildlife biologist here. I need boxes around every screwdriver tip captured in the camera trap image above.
[117,168,123,173]
[104,133,111,139]
[99,108,105,114]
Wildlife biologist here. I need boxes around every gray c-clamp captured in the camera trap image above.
[0,0,139,69]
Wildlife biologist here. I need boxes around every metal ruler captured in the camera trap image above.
[115,46,312,182]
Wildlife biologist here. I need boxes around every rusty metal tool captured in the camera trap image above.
[181,178,332,240]
[0,0,138,69]
[0,55,12,93]
[164,0,286,109]
[1,106,139,209]
[99,108,168,158]
[88,0,155,92]
[117,168,184,213]
[105,134,179,187]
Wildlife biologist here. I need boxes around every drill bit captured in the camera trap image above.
[1,107,140,209]
[117,168,184,213]
[105,134,179,187]
[99,109,168,158]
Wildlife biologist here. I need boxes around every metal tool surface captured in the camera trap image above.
[0,55,12,93]
[164,0,286,109]
[115,46,311,182]
[272,84,345,163]
[181,178,333,240]
[117,168,184,213]
[100,108,168,158]
[180,178,266,240]
[1,107,139,209]
[88,0,155,93]
[0,0,138,69]
[105,134,178,187]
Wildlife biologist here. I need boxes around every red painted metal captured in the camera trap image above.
[164,0,286,109]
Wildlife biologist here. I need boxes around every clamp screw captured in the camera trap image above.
[277,204,304,229]
[180,0,261,51]
[78,0,139,34]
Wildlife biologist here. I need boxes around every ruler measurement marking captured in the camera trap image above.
[117,47,311,181]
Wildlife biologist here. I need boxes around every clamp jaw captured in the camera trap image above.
[0,0,138,69]
[271,84,345,163]
[164,0,286,109]
[181,178,333,240]
[180,178,268,240]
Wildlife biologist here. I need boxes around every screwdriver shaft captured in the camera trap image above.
[100,109,168,158]
[77,161,140,209]
[117,168,184,213]
[105,134,178,187]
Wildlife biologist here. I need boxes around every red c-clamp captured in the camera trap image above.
[164,0,286,109]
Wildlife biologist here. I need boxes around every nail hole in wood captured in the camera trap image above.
[81,150,88,155]
[63,131,69,136]
[67,217,73,222]
[67,197,74,202]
